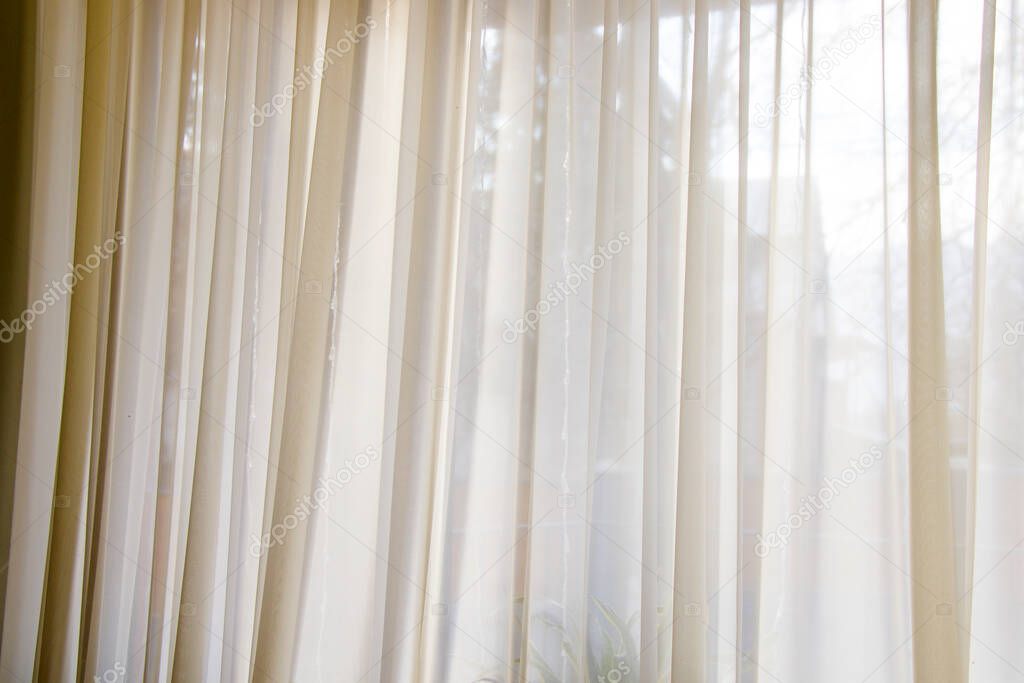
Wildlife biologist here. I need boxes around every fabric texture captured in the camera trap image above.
[2,0,1022,681]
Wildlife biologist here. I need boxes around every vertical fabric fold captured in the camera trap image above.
[144,0,203,677]
[377,0,475,677]
[502,2,547,678]
[34,0,131,677]
[0,0,35,663]
[906,0,961,680]
[1,0,85,678]
[249,0,362,679]
[172,0,262,679]
[734,1,761,681]
[251,0,324,665]
[672,0,709,678]
[962,0,997,678]
[640,0,662,678]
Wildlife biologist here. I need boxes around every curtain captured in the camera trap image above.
[2,0,1022,681]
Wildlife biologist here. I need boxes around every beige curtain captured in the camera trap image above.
[2,0,1022,681]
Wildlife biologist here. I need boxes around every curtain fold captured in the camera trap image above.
[3,0,1021,682]
[906,1,959,679]
[35,0,131,677]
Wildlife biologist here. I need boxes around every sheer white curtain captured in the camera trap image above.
[2,0,1023,681]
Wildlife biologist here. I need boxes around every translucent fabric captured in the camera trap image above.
[2,0,1022,682]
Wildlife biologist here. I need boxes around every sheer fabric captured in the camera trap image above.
[2,0,1022,681]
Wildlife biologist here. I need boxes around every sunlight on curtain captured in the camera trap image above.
[2,0,1022,682]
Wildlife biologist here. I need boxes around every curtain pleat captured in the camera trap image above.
[906,1,960,680]
[960,1,996,679]
[2,0,84,679]
[35,0,131,676]
[250,0,360,679]
[672,0,709,677]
